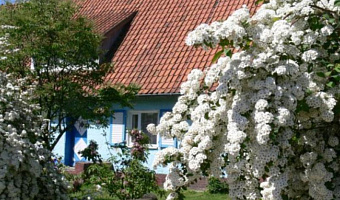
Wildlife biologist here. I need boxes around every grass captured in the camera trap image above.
[69,184,230,200]
[181,190,230,200]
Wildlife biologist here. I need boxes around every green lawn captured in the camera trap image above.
[70,184,230,200]
[181,190,230,200]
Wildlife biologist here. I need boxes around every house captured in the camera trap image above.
[53,0,257,174]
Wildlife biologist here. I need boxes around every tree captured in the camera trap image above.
[148,0,340,199]
[0,0,139,150]
[0,72,68,199]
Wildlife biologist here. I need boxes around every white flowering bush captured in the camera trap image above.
[0,72,68,199]
[148,0,340,199]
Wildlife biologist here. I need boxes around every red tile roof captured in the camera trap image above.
[76,0,258,95]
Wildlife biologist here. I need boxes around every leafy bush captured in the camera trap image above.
[79,140,103,163]
[207,177,228,194]
[80,130,164,200]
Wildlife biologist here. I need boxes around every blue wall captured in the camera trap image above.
[53,131,66,161]
[53,95,179,174]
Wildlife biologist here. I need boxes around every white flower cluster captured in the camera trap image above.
[0,72,68,200]
[153,0,340,199]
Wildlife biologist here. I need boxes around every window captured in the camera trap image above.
[110,110,178,148]
[111,111,126,145]
[128,111,158,147]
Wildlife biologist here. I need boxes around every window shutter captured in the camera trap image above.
[111,111,126,145]
[159,109,177,148]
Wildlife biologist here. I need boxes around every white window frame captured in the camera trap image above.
[126,110,159,149]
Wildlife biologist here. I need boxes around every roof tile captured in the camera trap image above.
[76,0,258,94]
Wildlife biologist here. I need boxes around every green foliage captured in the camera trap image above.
[0,0,139,150]
[207,177,229,194]
[67,183,229,200]
[69,183,114,200]
[212,48,232,63]
[79,140,103,164]
[66,172,112,200]
[77,131,164,200]
[105,158,162,200]
[212,50,224,63]
[336,0,340,6]
[67,173,84,193]
[303,4,340,120]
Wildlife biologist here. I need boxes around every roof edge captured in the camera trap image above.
[136,93,180,97]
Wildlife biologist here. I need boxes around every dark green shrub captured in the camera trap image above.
[207,177,229,194]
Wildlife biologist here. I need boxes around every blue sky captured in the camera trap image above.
[0,0,15,4]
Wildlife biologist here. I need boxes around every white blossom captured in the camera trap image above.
[153,1,340,199]
[0,72,68,199]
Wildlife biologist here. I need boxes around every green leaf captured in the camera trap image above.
[323,13,331,20]
[331,75,340,81]
[224,48,232,57]
[333,101,340,115]
[327,64,335,69]
[212,50,223,63]
[296,99,310,112]
[325,71,332,77]
[327,81,335,88]
[329,18,336,24]
[282,194,289,200]
[291,136,297,142]
[316,72,325,78]
[219,39,229,46]
[265,166,269,172]
[334,66,340,73]
[255,0,266,5]
[336,0,340,6]
[272,17,281,22]
[325,182,334,190]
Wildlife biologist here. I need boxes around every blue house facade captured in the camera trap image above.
[54,95,179,173]
[53,0,257,174]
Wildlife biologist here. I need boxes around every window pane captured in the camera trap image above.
[132,114,138,129]
[141,113,158,144]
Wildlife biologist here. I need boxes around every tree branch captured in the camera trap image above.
[310,4,338,15]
